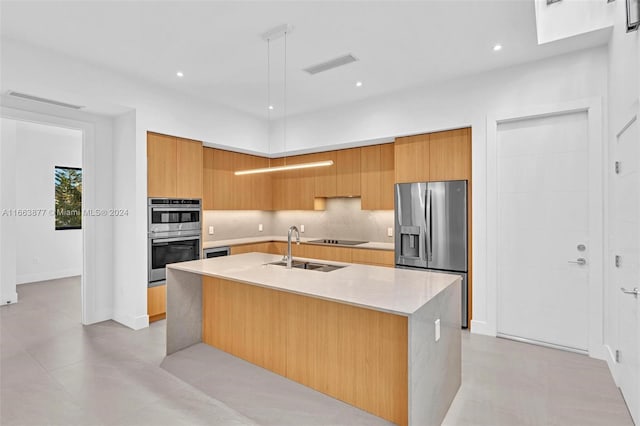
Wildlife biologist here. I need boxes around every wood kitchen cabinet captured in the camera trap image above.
[272,155,317,210]
[394,133,430,183]
[147,133,177,198]
[203,148,272,210]
[311,151,337,198]
[351,248,394,267]
[394,128,471,183]
[429,128,471,181]
[361,143,394,210]
[230,242,276,255]
[147,132,203,199]
[336,148,361,197]
[147,285,166,322]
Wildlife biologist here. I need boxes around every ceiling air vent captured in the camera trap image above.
[6,91,84,109]
[303,54,358,75]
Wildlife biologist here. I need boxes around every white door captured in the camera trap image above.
[496,111,589,352]
[612,114,639,422]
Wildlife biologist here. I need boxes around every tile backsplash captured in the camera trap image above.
[203,198,394,243]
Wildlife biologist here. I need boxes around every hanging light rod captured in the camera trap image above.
[235,160,334,176]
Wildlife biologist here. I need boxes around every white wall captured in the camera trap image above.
[14,121,82,284]
[270,46,609,336]
[604,0,640,371]
[534,0,613,45]
[0,119,18,305]
[1,39,267,329]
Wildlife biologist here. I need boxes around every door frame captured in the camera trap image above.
[1,106,95,325]
[484,97,605,359]
[606,102,639,390]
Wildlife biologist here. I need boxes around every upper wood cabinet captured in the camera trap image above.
[272,155,316,210]
[147,132,202,199]
[394,128,470,183]
[394,133,430,184]
[428,128,471,181]
[336,148,361,197]
[311,151,337,197]
[361,143,394,210]
[203,148,272,210]
[176,138,203,199]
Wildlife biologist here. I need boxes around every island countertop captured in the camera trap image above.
[167,252,459,316]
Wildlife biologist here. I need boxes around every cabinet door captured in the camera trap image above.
[147,132,177,198]
[429,128,471,181]
[272,156,315,210]
[211,149,235,209]
[351,248,394,267]
[394,133,430,183]
[234,153,272,210]
[380,143,395,209]
[203,148,215,210]
[313,151,337,197]
[336,148,361,197]
[148,285,166,322]
[176,138,203,199]
[305,245,352,263]
[360,145,381,210]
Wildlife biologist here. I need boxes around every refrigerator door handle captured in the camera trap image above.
[426,188,433,262]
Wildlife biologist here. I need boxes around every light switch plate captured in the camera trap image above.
[387,227,393,237]
[258,223,263,232]
[435,318,441,342]
[208,226,214,235]
[300,224,305,233]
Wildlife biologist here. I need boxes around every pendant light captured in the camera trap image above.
[234,25,333,176]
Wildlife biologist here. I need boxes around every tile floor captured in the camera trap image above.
[0,277,634,426]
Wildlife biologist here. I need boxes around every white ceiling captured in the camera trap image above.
[1,1,609,119]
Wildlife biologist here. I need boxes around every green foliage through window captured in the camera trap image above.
[55,166,82,230]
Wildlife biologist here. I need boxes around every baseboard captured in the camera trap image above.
[603,344,619,385]
[470,319,495,336]
[17,269,81,285]
[113,312,149,330]
[83,309,113,326]
[0,291,18,306]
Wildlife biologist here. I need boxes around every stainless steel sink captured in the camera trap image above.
[267,259,346,272]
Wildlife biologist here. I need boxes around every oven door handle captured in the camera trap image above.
[151,207,200,212]
[151,236,201,244]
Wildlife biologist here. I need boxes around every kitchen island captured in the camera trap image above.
[166,252,461,426]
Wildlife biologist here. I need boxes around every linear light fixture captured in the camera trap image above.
[235,160,334,176]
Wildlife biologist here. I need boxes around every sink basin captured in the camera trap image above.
[267,259,346,272]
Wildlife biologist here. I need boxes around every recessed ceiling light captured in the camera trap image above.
[355,81,363,87]
[176,71,184,77]
[268,105,274,110]
[493,44,502,52]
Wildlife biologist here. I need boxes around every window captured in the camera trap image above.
[55,166,82,230]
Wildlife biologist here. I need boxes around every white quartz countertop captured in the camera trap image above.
[167,252,459,316]
[202,236,394,251]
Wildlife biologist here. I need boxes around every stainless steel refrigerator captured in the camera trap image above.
[395,181,468,328]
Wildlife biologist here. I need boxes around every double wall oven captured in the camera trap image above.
[148,198,201,287]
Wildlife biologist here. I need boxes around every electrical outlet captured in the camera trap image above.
[208,226,214,235]
[258,223,263,232]
[435,318,441,342]
[300,224,305,233]
[387,227,393,237]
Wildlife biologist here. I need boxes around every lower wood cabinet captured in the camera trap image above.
[202,276,408,425]
[268,242,393,267]
[147,285,166,323]
[229,242,277,255]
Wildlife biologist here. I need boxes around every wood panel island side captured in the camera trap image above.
[166,252,461,426]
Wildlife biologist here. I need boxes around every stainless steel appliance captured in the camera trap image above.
[148,198,201,287]
[203,246,230,258]
[395,181,468,328]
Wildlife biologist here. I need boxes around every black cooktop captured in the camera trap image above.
[309,239,368,246]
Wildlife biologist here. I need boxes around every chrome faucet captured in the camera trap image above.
[286,225,301,269]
